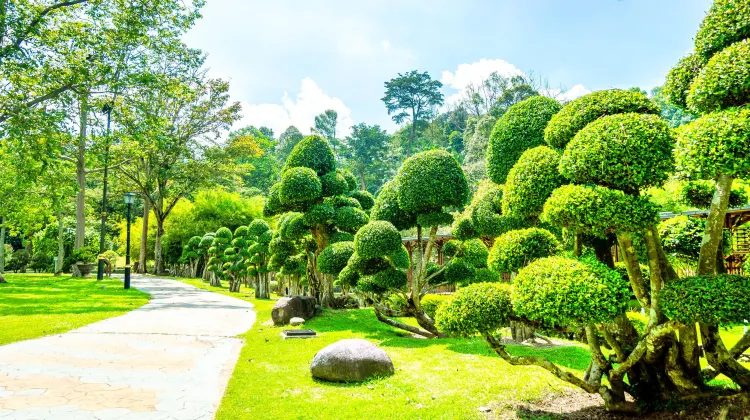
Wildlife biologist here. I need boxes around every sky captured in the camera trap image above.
[183,0,712,137]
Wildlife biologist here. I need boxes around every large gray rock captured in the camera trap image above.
[310,339,394,382]
[271,296,316,325]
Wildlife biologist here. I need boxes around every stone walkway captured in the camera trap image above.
[0,276,256,420]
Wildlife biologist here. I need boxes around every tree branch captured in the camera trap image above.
[4,0,89,57]
[374,306,436,338]
[0,83,74,124]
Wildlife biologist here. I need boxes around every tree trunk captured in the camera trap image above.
[697,174,733,275]
[55,198,64,276]
[153,216,165,275]
[407,116,416,157]
[74,94,88,250]
[137,199,150,274]
[510,321,535,342]
[0,218,5,274]
[359,166,367,191]
[616,232,649,309]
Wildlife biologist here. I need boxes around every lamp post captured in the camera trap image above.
[124,192,135,289]
[97,103,113,281]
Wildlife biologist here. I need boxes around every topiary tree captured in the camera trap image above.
[264,134,369,308]
[246,220,273,298]
[199,233,215,283]
[488,228,560,274]
[268,214,309,296]
[223,226,250,293]
[207,227,232,287]
[487,96,562,184]
[180,236,204,278]
[502,146,565,221]
[342,149,470,337]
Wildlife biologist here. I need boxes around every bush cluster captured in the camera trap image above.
[435,282,513,337]
[488,228,559,273]
[660,274,750,324]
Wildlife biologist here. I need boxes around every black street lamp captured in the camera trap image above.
[97,103,113,281]
[124,192,136,289]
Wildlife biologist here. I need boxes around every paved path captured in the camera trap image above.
[0,276,256,420]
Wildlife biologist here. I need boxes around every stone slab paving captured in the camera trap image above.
[0,276,256,420]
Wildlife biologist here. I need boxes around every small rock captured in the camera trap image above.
[272,296,316,325]
[289,317,305,326]
[310,339,394,382]
[478,407,491,413]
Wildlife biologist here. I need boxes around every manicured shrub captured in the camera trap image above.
[544,89,659,150]
[675,108,750,180]
[451,216,478,241]
[338,264,360,287]
[502,146,565,218]
[560,113,674,192]
[679,180,749,209]
[512,256,630,328]
[416,211,454,228]
[279,167,322,206]
[487,96,562,183]
[435,282,513,337]
[396,149,469,214]
[348,190,375,211]
[333,205,369,233]
[688,39,750,113]
[317,241,355,275]
[320,171,349,197]
[329,230,355,244]
[339,169,359,191]
[613,262,650,286]
[304,203,336,226]
[694,0,750,59]
[354,221,403,260]
[488,228,559,273]
[370,267,408,290]
[541,184,659,236]
[443,258,475,284]
[347,253,392,276]
[425,263,446,285]
[326,195,362,209]
[284,134,336,176]
[421,294,452,319]
[278,212,307,240]
[370,180,417,231]
[664,53,707,109]
[389,245,410,270]
[248,219,271,237]
[474,268,501,283]
[660,275,750,324]
[459,238,489,269]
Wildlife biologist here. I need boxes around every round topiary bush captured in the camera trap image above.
[679,180,749,209]
[474,268,501,283]
[694,0,750,59]
[459,238,489,269]
[389,245,410,270]
[687,39,750,113]
[416,211,454,228]
[347,253,392,276]
[435,282,512,337]
[284,134,336,176]
[333,205,369,233]
[664,53,707,109]
[215,227,232,241]
[338,264,360,288]
[248,219,271,237]
[541,184,659,236]
[279,167,322,206]
[421,294,452,320]
[512,256,630,328]
[443,258,476,284]
[559,113,674,192]
[278,212,307,240]
[451,216,478,241]
[370,267,408,291]
[348,190,375,210]
[263,183,284,217]
[354,221,403,260]
[304,203,336,226]
[320,171,349,197]
[370,180,417,231]
[544,89,660,150]
[329,230,355,244]
[317,241,355,275]
[487,96,562,184]
[339,169,358,191]
[660,274,750,325]
[396,149,469,214]
[675,108,750,180]
[488,228,560,273]
[502,146,565,218]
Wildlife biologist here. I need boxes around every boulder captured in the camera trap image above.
[310,339,394,382]
[289,317,305,326]
[272,296,316,325]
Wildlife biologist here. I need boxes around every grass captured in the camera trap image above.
[0,273,150,346]
[178,278,590,419]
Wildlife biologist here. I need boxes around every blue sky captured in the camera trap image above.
[183,0,712,137]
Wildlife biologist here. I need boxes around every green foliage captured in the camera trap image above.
[443,240,460,258]
[304,203,336,226]
[389,245,411,270]
[69,247,97,265]
[347,253,392,276]
[248,220,271,237]
[443,258,476,284]
[317,242,355,275]
[458,238,489,269]
[468,181,516,238]
[396,149,469,214]
[660,275,750,324]
[474,268,501,283]
[694,0,750,59]
[426,263,446,286]
[541,185,659,236]
[333,206,369,233]
[264,183,284,217]
[451,216,478,241]
[320,171,349,197]
[488,228,560,273]
[544,89,659,150]
[339,169,359,192]
[658,216,706,260]
[338,264,360,288]
[502,146,565,218]
[329,231,355,244]
[278,213,308,240]
[560,113,674,192]
[512,257,630,328]
[370,180,417,231]
[279,167,323,206]
[487,96,562,183]
[284,135,336,176]
[679,180,749,209]
[421,295,452,320]
[664,53,707,109]
[326,196,362,209]
[675,108,750,180]
[348,190,375,211]
[416,211,454,228]
[354,221,403,260]
[29,252,52,272]
[435,282,513,337]
[688,39,750,113]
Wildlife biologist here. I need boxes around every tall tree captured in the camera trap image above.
[342,123,390,191]
[276,125,303,163]
[381,70,443,157]
[312,110,340,158]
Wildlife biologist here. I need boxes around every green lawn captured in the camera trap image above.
[178,278,590,419]
[0,273,150,346]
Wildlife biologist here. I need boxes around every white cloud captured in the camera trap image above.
[441,59,590,106]
[238,78,354,138]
